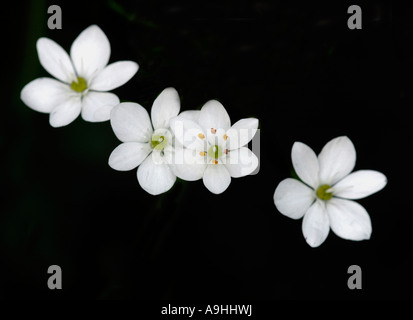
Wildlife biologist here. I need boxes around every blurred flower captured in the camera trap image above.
[170,100,259,194]
[21,25,138,127]
[274,136,387,247]
[109,88,180,195]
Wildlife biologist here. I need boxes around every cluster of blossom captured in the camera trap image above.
[109,93,259,195]
[20,25,387,247]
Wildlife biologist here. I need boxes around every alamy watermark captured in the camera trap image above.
[347,265,362,290]
[48,5,62,30]
[47,265,62,290]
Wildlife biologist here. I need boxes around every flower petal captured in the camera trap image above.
[207,128,226,149]
[333,170,387,200]
[302,200,330,248]
[327,198,372,241]
[318,136,356,185]
[224,147,258,178]
[151,87,181,130]
[36,38,76,83]
[110,102,152,143]
[203,163,231,194]
[109,142,151,171]
[70,25,110,81]
[90,61,139,91]
[49,95,81,127]
[292,141,319,189]
[225,118,258,150]
[137,154,176,195]
[198,100,231,133]
[173,147,207,181]
[178,110,201,123]
[94,105,117,122]
[20,77,72,113]
[170,116,206,151]
[274,178,315,220]
[81,91,120,122]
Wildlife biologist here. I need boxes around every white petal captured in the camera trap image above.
[225,118,258,150]
[137,154,176,195]
[333,170,387,200]
[292,141,319,189]
[173,147,207,181]
[20,77,72,113]
[178,110,200,123]
[169,116,206,151]
[327,198,372,241]
[302,200,330,248]
[49,95,81,127]
[109,142,151,171]
[110,102,153,143]
[198,100,231,133]
[70,25,110,81]
[224,147,258,178]
[94,105,117,122]
[203,163,231,194]
[36,38,76,83]
[150,147,174,166]
[90,61,139,91]
[151,87,181,130]
[318,136,356,185]
[207,128,226,148]
[81,91,120,122]
[274,178,315,220]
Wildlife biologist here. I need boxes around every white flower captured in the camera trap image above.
[109,87,180,195]
[170,100,259,194]
[274,136,387,248]
[20,25,139,127]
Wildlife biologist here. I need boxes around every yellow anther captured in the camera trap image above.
[198,133,205,139]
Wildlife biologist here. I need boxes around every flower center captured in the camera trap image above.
[207,145,222,159]
[71,77,87,92]
[151,135,167,150]
[316,184,333,201]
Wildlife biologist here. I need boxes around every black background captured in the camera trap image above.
[2,0,410,302]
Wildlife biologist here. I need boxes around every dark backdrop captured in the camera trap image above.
[2,0,410,301]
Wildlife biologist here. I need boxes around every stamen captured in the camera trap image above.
[70,77,87,93]
[198,133,205,139]
[207,145,222,159]
[212,159,218,165]
[224,149,228,154]
[223,134,228,141]
[316,184,334,201]
[200,151,206,156]
[211,128,216,134]
[151,135,167,150]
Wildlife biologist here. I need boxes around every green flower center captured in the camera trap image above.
[151,135,167,150]
[208,145,222,159]
[316,184,333,201]
[70,77,87,92]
